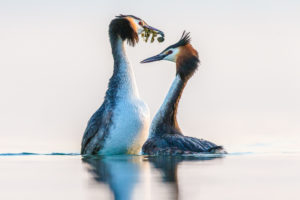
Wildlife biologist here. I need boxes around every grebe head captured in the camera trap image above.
[141,31,200,79]
[110,15,164,46]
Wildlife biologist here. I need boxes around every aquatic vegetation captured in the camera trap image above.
[141,27,164,43]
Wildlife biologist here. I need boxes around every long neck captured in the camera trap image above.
[151,74,187,136]
[105,30,139,102]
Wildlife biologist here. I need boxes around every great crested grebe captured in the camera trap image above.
[141,32,225,155]
[81,15,164,155]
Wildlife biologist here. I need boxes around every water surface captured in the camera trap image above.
[0,152,299,200]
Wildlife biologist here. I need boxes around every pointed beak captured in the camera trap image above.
[140,54,166,63]
[143,25,164,38]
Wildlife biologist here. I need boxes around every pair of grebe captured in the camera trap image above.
[81,15,225,155]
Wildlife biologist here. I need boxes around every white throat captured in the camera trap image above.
[113,36,140,99]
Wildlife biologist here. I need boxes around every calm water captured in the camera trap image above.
[0,152,300,200]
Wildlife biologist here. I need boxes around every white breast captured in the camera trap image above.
[99,98,150,155]
[98,38,149,155]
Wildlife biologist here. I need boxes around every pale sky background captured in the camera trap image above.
[0,0,299,153]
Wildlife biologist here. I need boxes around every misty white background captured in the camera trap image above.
[0,0,299,153]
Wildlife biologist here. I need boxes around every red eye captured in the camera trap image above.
[138,21,142,25]
[168,50,173,54]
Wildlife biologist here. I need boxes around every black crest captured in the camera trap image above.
[109,14,139,46]
[116,14,141,21]
[164,31,191,51]
[176,31,191,47]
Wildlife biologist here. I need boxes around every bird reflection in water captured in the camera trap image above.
[145,154,223,200]
[82,155,143,200]
[82,154,223,200]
